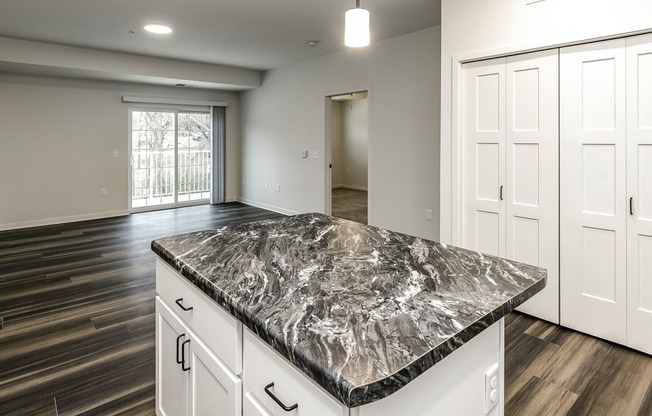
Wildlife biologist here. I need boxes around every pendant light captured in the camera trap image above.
[344,0,370,48]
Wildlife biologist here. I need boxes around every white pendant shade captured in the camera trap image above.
[344,7,370,48]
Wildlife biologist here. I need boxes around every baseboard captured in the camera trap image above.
[224,197,237,203]
[236,197,300,216]
[332,185,368,191]
[0,210,130,231]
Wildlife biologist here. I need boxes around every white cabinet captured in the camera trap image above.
[462,49,560,323]
[156,297,242,416]
[560,34,652,355]
[157,297,189,416]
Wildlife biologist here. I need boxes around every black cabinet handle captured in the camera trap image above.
[181,339,191,372]
[499,186,504,201]
[175,298,193,311]
[176,334,185,364]
[630,197,634,216]
[264,382,298,412]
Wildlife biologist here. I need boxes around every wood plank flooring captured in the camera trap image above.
[505,312,652,416]
[1,204,651,415]
[0,203,282,415]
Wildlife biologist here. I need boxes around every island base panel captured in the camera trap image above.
[355,320,504,416]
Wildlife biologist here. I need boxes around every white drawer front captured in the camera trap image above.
[243,391,273,416]
[156,258,242,374]
[243,329,348,416]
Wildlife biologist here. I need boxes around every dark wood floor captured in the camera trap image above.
[1,204,651,415]
[505,312,652,416]
[331,188,368,225]
[0,203,282,415]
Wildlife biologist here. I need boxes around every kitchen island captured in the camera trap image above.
[152,213,545,416]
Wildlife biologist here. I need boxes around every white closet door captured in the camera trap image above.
[626,34,652,355]
[560,39,628,344]
[462,58,506,257]
[505,50,560,323]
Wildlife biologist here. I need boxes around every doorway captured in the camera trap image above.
[326,91,369,224]
[129,108,212,211]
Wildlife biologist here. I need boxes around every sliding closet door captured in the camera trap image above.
[505,50,559,323]
[462,58,506,256]
[626,34,652,355]
[560,39,628,344]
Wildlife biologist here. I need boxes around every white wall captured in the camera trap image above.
[339,98,368,190]
[0,74,241,229]
[440,0,652,244]
[240,26,440,240]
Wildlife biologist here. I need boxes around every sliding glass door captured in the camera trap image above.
[129,109,211,210]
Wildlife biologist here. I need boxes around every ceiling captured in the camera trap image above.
[0,0,441,71]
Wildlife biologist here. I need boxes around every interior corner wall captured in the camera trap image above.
[240,26,441,241]
[341,98,368,190]
[439,0,652,244]
[0,74,240,229]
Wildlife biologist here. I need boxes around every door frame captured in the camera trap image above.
[323,87,372,222]
[128,105,212,213]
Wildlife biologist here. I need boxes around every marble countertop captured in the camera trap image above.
[151,213,546,407]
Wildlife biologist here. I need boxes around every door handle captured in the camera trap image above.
[176,334,185,365]
[181,339,191,372]
[630,197,634,216]
[499,186,504,201]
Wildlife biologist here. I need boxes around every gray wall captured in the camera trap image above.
[240,26,441,241]
[0,74,241,229]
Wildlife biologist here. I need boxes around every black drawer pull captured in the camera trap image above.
[264,382,298,412]
[176,334,185,364]
[181,339,191,372]
[175,298,194,311]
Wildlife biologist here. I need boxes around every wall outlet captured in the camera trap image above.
[100,187,108,196]
[112,150,118,158]
[276,184,280,192]
[264,182,268,190]
[426,209,433,221]
[312,151,318,159]
[484,363,500,414]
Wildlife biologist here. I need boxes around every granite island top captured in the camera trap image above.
[151,213,546,408]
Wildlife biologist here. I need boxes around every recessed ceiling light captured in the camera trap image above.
[144,24,173,35]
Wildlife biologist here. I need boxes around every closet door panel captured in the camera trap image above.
[506,50,560,323]
[462,59,506,257]
[560,39,627,344]
[626,34,652,355]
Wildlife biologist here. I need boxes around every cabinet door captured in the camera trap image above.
[626,34,652,355]
[505,50,560,323]
[462,58,506,257]
[189,333,242,416]
[560,39,628,344]
[156,297,189,416]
